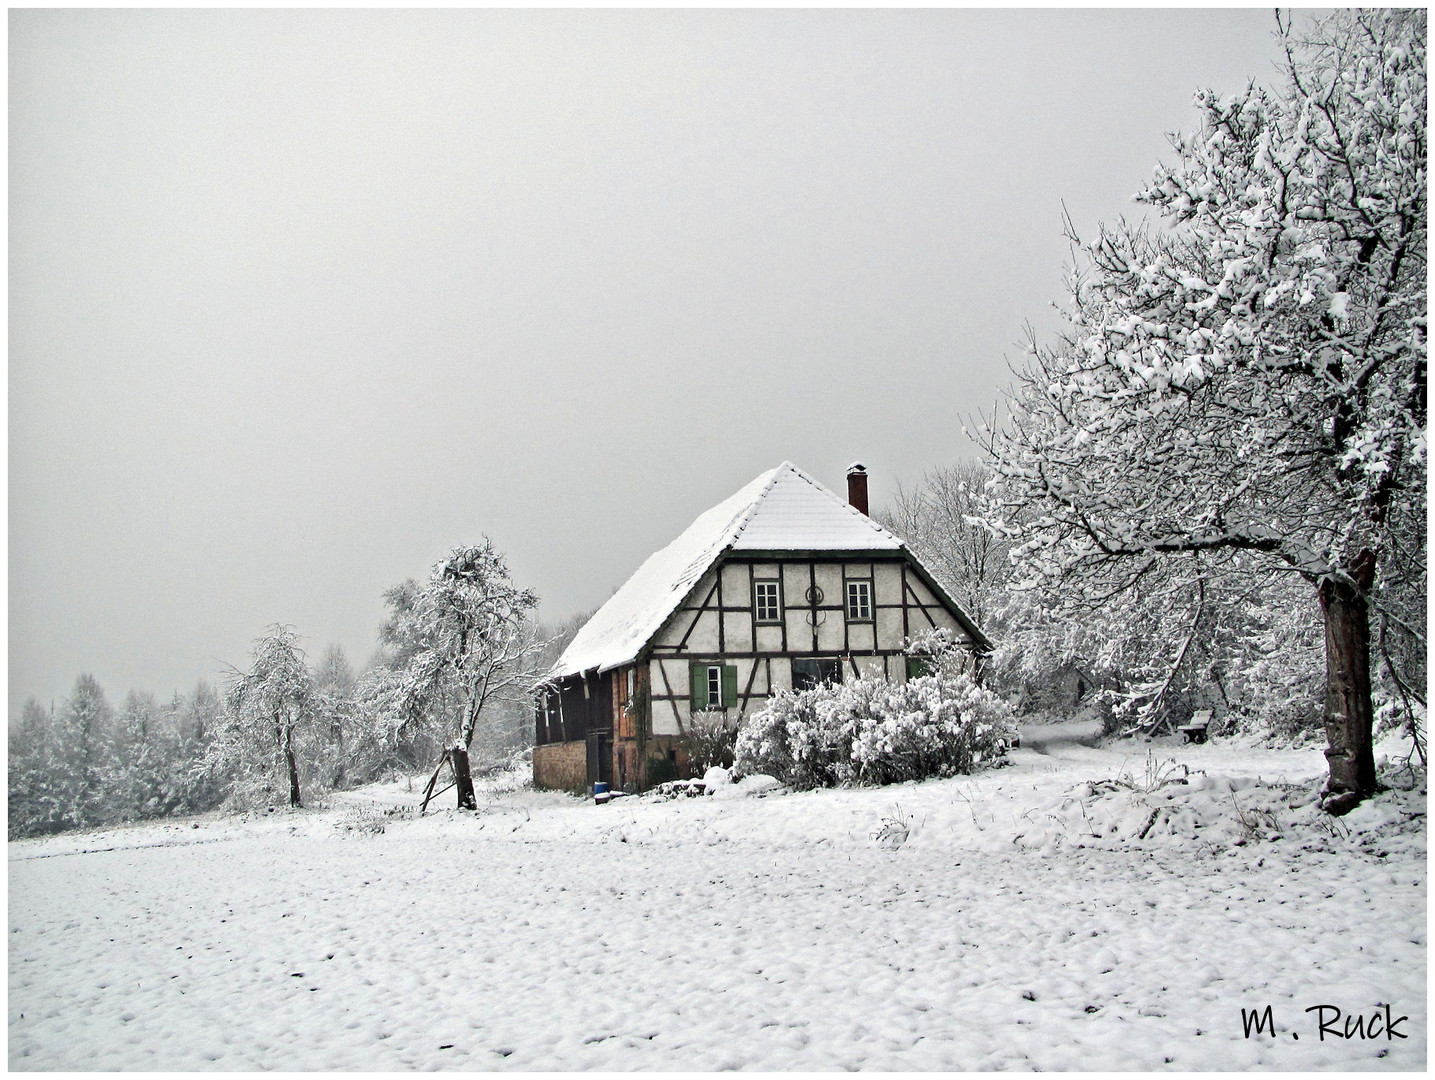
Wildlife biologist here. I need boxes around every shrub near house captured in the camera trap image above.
[734,666,1016,789]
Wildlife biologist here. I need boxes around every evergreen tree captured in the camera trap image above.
[54,674,114,826]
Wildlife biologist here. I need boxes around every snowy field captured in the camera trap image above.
[9,729,1425,1071]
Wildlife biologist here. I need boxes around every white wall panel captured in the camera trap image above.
[786,610,813,651]
[769,657,792,694]
[848,621,875,652]
[754,624,784,654]
[876,607,906,650]
[649,569,715,648]
[686,611,721,651]
[650,658,687,735]
[721,562,751,607]
[855,654,885,679]
[723,610,753,653]
[781,562,809,598]
[874,561,903,604]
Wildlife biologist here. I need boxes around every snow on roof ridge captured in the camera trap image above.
[730,459,898,548]
[668,462,786,586]
[723,461,797,545]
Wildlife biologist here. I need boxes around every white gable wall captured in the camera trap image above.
[644,554,975,735]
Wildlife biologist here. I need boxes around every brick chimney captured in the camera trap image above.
[846,461,869,516]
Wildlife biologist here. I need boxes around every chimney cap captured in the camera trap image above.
[846,461,867,475]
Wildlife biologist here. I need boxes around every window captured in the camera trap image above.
[538,690,563,745]
[906,656,933,680]
[616,669,634,739]
[754,580,781,622]
[550,696,565,743]
[846,579,873,621]
[792,657,843,692]
[690,662,737,711]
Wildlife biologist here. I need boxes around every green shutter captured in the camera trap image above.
[722,665,739,709]
[690,663,705,710]
[907,656,932,680]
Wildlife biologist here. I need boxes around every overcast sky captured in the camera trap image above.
[10,7,1298,713]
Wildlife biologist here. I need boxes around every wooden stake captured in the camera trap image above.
[420,750,452,814]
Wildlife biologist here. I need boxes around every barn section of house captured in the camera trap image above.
[533,461,990,791]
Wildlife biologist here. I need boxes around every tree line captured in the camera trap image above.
[9,542,587,839]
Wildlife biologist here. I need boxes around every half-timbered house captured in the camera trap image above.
[533,461,989,791]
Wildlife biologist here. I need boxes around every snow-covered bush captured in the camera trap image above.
[679,710,739,772]
[734,669,1016,790]
[857,672,1017,783]
[732,682,860,789]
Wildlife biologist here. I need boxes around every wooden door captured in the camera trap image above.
[586,732,614,787]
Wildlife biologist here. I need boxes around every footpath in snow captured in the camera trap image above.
[8,730,1426,1070]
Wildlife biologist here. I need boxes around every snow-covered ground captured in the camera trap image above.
[9,730,1425,1070]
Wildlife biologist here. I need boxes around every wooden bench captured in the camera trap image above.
[1179,709,1213,744]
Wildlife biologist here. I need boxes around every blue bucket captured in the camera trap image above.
[593,781,611,804]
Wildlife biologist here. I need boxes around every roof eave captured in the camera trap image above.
[898,548,993,651]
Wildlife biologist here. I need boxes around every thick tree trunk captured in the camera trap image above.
[1318,550,1378,815]
[284,726,302,808]
[451,745,477,810]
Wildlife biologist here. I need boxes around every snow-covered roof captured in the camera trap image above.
[554,462,904,678]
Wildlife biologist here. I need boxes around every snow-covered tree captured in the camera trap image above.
[167,681,227,814]
[311,644,358,787]
[1220,575,1327,743]
[878,460,1010,632]
[7,675,117,833]
[218,625,315,808]
[107,690,173,820]
[980,10,1425,812]
[9,698,66,837]
[54,674,114,826]
[313,644,356,699]
[380,541,540,809]
[362,579,436,766]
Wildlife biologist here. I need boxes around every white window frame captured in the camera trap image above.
[754,579,781,623]
[846,579,873,621]
[705,665,723,709]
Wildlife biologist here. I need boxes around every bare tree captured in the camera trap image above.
[312,644,358,787]
[878,459,1009,631]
